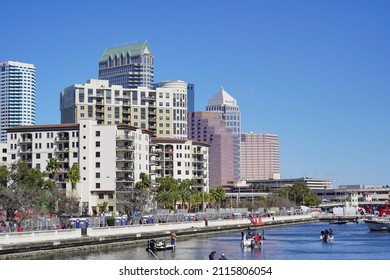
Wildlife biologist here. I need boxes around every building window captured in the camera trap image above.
[36,153,40,159]
[96,183,100,189]
[96,131,100,137]
[96,152,100,157]
[96,141,100,147]
[96,173,100,178]
[98,194,104,199]
[96,162,100,168]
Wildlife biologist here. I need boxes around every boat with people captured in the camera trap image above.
[146,239,176,251]
[320,228,334,242]
[241,228,264,248]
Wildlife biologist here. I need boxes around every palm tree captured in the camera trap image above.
[156,177,180,210]
[135,173,152,212]
[209,186,227,209]
[178,179,196,210]
[46,158,60,181]
[66,163,80,198]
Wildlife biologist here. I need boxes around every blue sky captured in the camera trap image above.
[1,0,389,187]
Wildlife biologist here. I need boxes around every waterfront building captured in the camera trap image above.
[0,61,36,142]
[188,111,239,187]
[240,132,280,180]
[60,79,188,139]
[246,177,333,191]
[6,120,151,215]
[313,185,390,204]
[205,88,241,178]
[98,41,154,89]
[150,137,209,192]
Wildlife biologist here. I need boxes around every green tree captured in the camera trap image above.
[134,173,152,213]
[0,161,56,224]
[46,158,60,181]
[209,186,227,209]
[178,179,197,210]
[155,176,180,210]
[66,163,80,197]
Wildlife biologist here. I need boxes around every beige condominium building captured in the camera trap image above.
[6,120,151,215]
[150,137,209,192]
[60,79,188,139]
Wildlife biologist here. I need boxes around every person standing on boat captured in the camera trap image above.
[171,232,177,245]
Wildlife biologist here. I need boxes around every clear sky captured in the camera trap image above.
[1,0,389,187]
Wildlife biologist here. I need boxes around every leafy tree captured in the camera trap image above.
[0,161,55,224]
[273,182,320,207]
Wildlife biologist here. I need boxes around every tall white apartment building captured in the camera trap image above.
[240,132,280,180]
[0,61,36,142]
[60,79,188,139]
[6,120,151,215]
[151,138,209,191]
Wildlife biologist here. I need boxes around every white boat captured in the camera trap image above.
[240,229,264,248]
[320,235,334,242]
[241,238,263,248]
[363,218,390,232]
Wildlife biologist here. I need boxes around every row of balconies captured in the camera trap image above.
[116,156,135,161]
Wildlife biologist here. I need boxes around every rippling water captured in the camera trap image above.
[33,222,390,260]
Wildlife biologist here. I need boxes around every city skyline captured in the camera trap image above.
[1,0,389,186]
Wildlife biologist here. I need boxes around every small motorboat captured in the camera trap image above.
[329,217,347,225]
[241,229,264,248]
[320,228,334,242]
[147,239,176,251]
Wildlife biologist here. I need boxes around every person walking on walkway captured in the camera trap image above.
[171,232,177,245]
[209,251,216,260]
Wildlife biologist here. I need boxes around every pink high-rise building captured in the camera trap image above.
[188,112,239,187]
[241,133,280,180]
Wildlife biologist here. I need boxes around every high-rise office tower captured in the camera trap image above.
[188,112,239,187]
[98,41,154,89]
[205,88,241,177]
[241,132,280,180]
[0,61,36,142]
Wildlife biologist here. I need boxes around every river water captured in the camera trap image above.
[33,222,390,260]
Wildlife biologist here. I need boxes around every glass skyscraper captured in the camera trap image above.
[0,61,36,142]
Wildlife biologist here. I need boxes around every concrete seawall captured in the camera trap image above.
[0,214,331,259]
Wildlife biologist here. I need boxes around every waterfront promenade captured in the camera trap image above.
[0,214,323,259]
